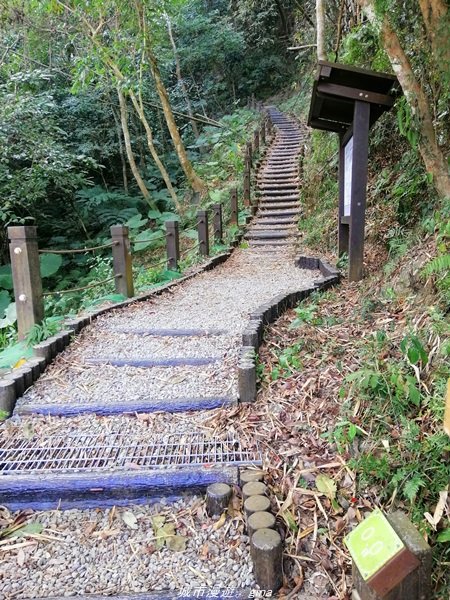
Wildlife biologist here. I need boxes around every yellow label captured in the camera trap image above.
[344,509,404,580]
[444,379,450,437]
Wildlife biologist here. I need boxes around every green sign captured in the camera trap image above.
[344,509,404,580]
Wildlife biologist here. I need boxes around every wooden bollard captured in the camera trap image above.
[0,380,16,415]
[251,528,283,592]
[242,481,267,501]
[240,469,265,485]
[248,511,276,540]
[206,483,232,517]
[197,210,209,256]
[165,220,180,271]
[8,226,44,340]
[111,225,134,298]
[212,203,223,245]
[244,494,271,519]
[238,347,256,403]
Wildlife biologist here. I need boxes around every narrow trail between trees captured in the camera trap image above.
[0,109,323,600]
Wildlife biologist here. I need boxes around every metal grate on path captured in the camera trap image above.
[0,432,261,476]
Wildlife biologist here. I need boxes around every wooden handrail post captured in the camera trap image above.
[260,122,266,147]
[111,225,134,298]
[212,203,223,245]
[8,226,44,340]
[197,210,209,256]
[253,129,260,155]
[165,220,180,271]
[246,141,253,169]
[230,188,238,225]
[243,165,251,208]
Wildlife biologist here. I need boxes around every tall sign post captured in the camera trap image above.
[308,61,400,281]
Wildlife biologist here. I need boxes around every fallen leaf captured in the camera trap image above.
[122,511,138,530]
[14,358,27,369]
[166,534,187,552]
[151,515,166,531]
[155,523,175,549]
[92,528,121,540]
[11,523,43,538]
[213,512,226,531]
[316,474,337,500]
[16,548,25,566]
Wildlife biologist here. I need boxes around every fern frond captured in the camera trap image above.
[422,254,450,277]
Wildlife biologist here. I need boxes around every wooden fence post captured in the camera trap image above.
[111,225,134,298]
[8,226,44,340]
[246,141,253,169]
[243,165,251,208]
[261,122,266,147]
[197,210,209,256]
[230,188,238,226]
[253,129,260,155]
[165,220,180,271]
[212,204,223,244]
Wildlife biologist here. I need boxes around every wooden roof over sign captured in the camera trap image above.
[308,61,401,133]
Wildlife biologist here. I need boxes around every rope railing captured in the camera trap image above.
[7,108,267,339]
[38,241,117,254]
[130,232,167,245]
[43,275,120,297]
[179,242,202,258]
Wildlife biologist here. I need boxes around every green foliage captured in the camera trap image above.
[26,316,63,346]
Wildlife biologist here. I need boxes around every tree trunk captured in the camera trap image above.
[316,0,327,61]
[128,90,183,213]
[116,87,154,207]
[134,1,206,196]
[146,44,206,195]
[359,0,450,200]
[165,13,199,139]
[110,100,129,193]
[418,0,449,71]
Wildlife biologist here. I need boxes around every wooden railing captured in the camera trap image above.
[7,114,273,340]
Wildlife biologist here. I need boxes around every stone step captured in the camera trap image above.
[257,209,299,217]
[249,239,294,247]
[258,194,300,201]
[245,230,297,240]
[255,218,298,225]
[257,203,300,210]
[15,395,236,418]
[258,184,299,191]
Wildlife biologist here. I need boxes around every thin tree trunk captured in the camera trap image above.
[134,1,206,196]
[359,0,450,199]
[418,0,449,70]
[116,87,155,207]
[128,90,183,213]
[165,13,199,138]
[111,101,129,193]
[316,0,327,61]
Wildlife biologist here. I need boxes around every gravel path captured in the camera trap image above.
[0,497,255,599]
[13,248,319,416]
[0,109,318,599]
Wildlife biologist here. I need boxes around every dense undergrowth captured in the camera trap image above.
[0,108,258,367]
[272,77,450,597]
